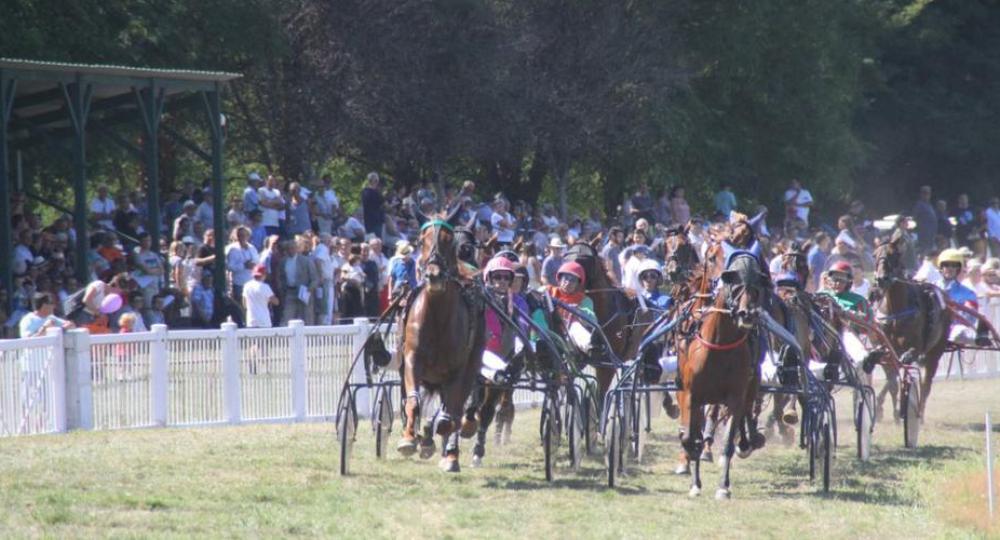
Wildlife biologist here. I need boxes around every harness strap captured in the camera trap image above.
[420,219,454,232]
[695,331,748,351]
[875,307,918,322]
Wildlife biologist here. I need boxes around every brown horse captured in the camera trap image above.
[396,206,486,473]
[872,237,950,421]
[677,251,766,498]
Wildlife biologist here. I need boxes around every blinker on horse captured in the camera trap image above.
[396,204,486,473]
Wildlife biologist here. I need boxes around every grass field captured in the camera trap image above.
[1,378,998,539]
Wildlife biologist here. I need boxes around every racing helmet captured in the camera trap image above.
[636,259,663,281]
[556,261,586,283]
[937,248,966,269]
[828,260,853,280]
[483,256,517,280]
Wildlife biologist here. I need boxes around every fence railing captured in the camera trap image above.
[2,297,999,438]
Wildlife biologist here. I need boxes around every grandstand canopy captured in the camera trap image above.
[0,59,242,307]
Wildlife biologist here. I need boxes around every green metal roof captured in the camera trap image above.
[0,58,241,83]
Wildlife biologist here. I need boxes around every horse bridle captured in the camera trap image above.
[419,219,456,280]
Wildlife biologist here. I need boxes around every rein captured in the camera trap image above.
[696,331,748,351]
[876,306,918,322]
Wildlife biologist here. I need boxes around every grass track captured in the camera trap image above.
[1,378,998,538]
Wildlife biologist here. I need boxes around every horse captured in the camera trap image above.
[676,250,767,498]
[396,205,486,473]
[871,236,950,421]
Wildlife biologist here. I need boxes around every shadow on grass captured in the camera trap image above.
[762,444,973,506]
[938,422,1000,433]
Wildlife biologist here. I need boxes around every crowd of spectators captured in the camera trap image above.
[4,172,1000,339]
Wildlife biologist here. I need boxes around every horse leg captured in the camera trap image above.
[684,400,705,496]
[701,405,720,464]
[674,390,692,475]
[438,384,464,473]
[877,363,900,422]
[396,352,421,456]
[472,388,502,467]
[717,411,741,500]
[461,384,484,439]
[495,389,515,446]
[919,345,944,422]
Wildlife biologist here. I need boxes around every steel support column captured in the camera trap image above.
[137,83,166,256]
[62,78,94,285]
[204,85,227,307]
[0,71,16,309]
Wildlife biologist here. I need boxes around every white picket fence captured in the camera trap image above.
[2,299,999,439]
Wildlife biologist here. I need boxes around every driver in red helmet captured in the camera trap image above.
[531,260,596,351]
[818,260,874,322]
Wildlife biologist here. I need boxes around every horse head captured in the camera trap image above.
[415,203,464,287]
[873,236,904,289]
[720,254,766,330]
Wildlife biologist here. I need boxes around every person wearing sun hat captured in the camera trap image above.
[933,248,990,346]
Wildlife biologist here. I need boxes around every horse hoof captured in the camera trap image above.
[435,418,455,437]
[750,432,766,450]
[470,455,483,468]
[715,488,731,500]
[688,486,701,497]
[664,403,680,419]
[396,438,418,456]
[439,457,461,473]
[459,418,478,439]
[701,449,714,463]
[674,463,690,476]
[782,412,799,425]
[419,440,437,460]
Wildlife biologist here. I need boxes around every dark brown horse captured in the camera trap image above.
[677,251,766,498]
[872,237,950,421]
[396,206,486,473]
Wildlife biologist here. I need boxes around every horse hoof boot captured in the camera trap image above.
[688,486,701,498]
[470,455,483,468]
[674,462,690,476]
[396,437,418,456]
[715,488,731,500]
[459,418,478,439]
[419,439,437,460]
[439,457,461,473]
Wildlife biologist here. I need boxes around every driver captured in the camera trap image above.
[636,259,673,311]
[818,261,874,322]
[531,261,596,353]
[934,248,988,346]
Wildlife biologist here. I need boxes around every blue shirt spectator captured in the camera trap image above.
[713,185,737,217]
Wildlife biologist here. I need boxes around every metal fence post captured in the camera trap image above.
[221,322,241,424]
[63,328,93,430]
[45,327,66,433]
[289,320,307,421]
[149,324,169,427]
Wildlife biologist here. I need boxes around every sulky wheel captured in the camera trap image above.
[584,389,601,456]
[567,388,585,471]
[901,380,920,448]
[373,387,393,460]
[541,393,557,482]
[337,392,357,476]
[628,391,648,463]
[854,388,873,461]
[820,419,833,492]
[605,397,625,488]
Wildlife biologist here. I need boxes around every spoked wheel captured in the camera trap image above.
[373,387,393,459]
[336,391,357,476]
[567,388,585,471]
[605,397,625,488]
[854,389,873,461]
[540,393,556,482]
[819,419,833,492]
[629,392,648,463]
[583,390,600,456]
[901,379,920,448]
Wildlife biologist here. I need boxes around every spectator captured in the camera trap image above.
[190,272,215,328]
[119,291,148,332]
[243,172,263,215]
[600,225,625,286]
[312,234,337,325]
[196,189,215,230]
[713,182,737,217]
[131,232,163,307]
[669,186,691,227]
[90,184,116,232]
[783,178,813,227]
[541,237,566,287]
[339,259,366,319]
[148,295,167,326]
[491,198,517,247]
[243,264,278,328]
[339,209,367,242]
[629,184,654,224]
[19,293,74,338]
[987,196,1000,256]
[314,174,341,235]
[806,232,831,292]
[173,201,197,240]
[935,199,952,244]
[281,236,320,325]
[953,193,975,247]
[225,226,260,301]
[286,182,312,236]
[360,243,381,316]
[226,195,247,229]
[911,185,938,254]
[387,240,416,295]
[361,172,386,239]
[258,174,286,237]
